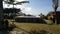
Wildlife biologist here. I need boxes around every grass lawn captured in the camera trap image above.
[8,20,60,34]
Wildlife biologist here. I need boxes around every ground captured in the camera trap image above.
[8,20,60,34]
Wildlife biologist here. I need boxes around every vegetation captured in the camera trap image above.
[38,13,53,25]
[3,8,20,19]
[39,13,45,19]
[0,0,59,34]
[7,20,60,34]
[43,19,53,25]
[4,0,29,8]
[3,0,29,19]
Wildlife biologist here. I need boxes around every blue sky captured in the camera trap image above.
[3,0,60,16]
[23,0,60,16]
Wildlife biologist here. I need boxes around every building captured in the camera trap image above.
[47,11,55,20]
[15,16,45,23]
[47,11,60,24]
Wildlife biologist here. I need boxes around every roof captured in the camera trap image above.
[15,16,40,18]
[47,11,60,16]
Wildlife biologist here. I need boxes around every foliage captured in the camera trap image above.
[3,8,20,19]
[39,13,45,19]
[3,0,29,19]
[9,0,15,2]
[4,0,29,5]
[43,19,53,25]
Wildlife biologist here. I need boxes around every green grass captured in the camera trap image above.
[43,19,53,25]
[8,20,60,34]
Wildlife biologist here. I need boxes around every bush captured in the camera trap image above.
[43,19,53,25]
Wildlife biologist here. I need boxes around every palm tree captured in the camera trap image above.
[3,0,29,19]
[39,13,45,19]
[4,0,29,8]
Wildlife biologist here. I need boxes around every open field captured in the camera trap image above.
[8,20,60,34]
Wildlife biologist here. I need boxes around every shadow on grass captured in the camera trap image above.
[29,30,53,34]
[15,18,46,24]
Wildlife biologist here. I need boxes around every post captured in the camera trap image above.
[54,8,57,24]
[52,0,58,24]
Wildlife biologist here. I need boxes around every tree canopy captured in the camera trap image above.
[39,13,45,19]
[3,8,20,13]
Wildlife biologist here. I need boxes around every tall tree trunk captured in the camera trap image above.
[0,0,3,21]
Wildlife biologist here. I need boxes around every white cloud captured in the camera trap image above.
[21,7,32,14]
[24,7,31,11]
[21,7,39,16]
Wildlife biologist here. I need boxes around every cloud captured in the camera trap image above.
[21,7,39,16]
[21,7,32,14]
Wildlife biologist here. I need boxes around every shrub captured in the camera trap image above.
[43,19,53,25]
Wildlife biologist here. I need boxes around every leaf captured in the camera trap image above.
[4,1,29,5]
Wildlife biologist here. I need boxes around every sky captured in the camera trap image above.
[3,0,60,16]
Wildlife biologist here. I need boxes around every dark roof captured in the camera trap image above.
[15,16,40,18]
[47,11,60,16]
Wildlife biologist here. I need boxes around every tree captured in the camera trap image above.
[3,8,21,19]
[4,0,29,8]
[3,0,29,19]
[39,13,45,19]
[0,0,4,21]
